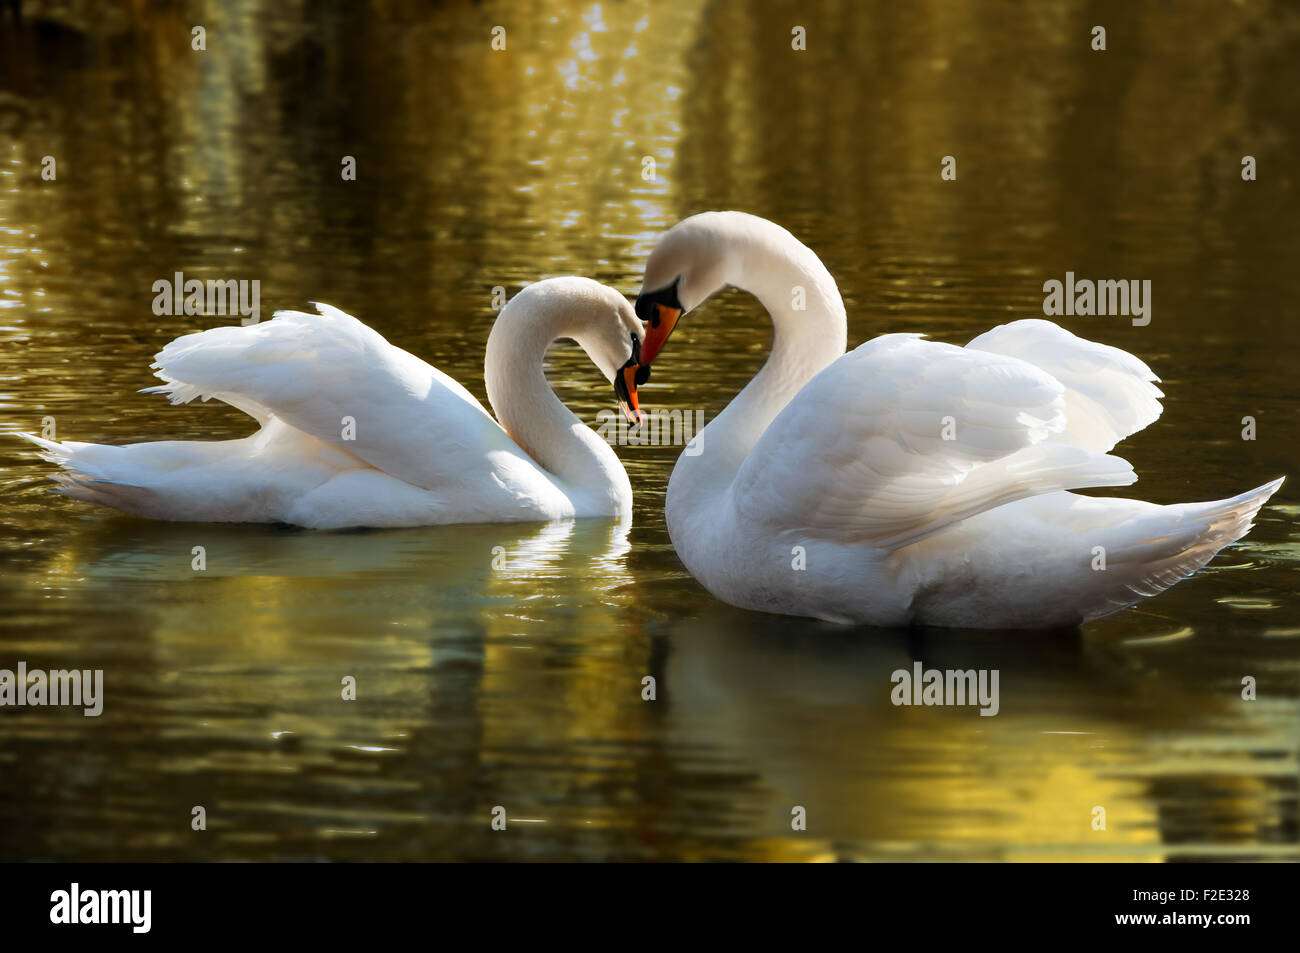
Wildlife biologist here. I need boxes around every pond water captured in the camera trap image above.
[0,0,1297,861]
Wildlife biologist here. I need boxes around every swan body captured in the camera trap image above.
[636,212,1284,628]
[20,277,645,529]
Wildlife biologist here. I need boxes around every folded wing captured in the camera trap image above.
[966,318,1163,453]
[144,303,510,490]
[729,330,1141,551]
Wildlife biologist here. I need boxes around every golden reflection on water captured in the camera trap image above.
[0,0,1297,861]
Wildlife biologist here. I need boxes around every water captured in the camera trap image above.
[0,0,1297,861]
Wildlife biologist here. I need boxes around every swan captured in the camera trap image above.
[18,276,647,529]
[634,212,1285,628]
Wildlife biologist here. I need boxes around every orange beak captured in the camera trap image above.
[640,303,681,365]
[615,361,643,425]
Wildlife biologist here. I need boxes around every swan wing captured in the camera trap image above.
[966,318,1163,453]
[729,333,1138,551]
[143,303,512,490]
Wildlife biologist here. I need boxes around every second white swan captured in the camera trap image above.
[634,212,1283,628]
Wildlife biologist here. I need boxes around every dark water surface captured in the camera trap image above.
[0,0,1297,861]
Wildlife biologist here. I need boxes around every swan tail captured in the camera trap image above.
[14,431,157,510]
[1084,477,1285,619]
[14,421,376,523]
[13,430,293,522]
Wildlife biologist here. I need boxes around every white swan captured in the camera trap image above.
[634,212,1284,628]
[19,277,647,529]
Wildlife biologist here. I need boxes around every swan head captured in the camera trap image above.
[576,282,648,427]
[635,211,758,364]
[500,277,648,425]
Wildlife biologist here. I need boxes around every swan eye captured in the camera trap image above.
[635,276,683,327]
[619,331,649,383]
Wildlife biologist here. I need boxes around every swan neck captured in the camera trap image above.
[740,233,848,409]
[687,228,848,487]
[484,307,627,505]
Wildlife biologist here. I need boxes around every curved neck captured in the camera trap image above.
[484,306,629,510]
[690,224,848,484]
